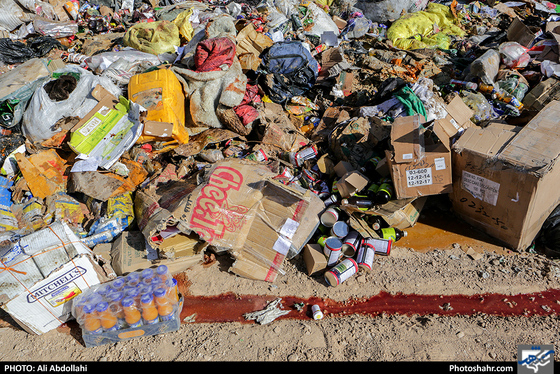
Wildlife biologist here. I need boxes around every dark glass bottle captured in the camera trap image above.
[375,178,394,204]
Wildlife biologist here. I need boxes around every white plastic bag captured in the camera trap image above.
[22,66,122,144]
[304,2,340,38]
[499,41,530,69]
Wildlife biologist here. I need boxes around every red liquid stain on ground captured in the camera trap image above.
[177,269,560,324]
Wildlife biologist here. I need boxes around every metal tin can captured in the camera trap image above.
[290,145,318,167]
[246,149,268,162]
[323,237,343,267]
[362,237,392,256]
[324,258,358,287]
[330,220,349,239]
[342,230,361,257]
[320,206,340,227]
[311,304,323,320]
[323,193,339,207]
[356,241,375,271]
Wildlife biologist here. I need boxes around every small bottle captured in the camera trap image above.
[82,304,102,334]
[156,265,170,282]
[121,297,142,328]
[368,216,384,231]
[96,301,118,332]
[380,227,407,242]
[450,79,478,90]
[341,197,375,210]
[165,278,179,304]
[107,291,126,329]
[125,286,141,308]
[140,293,159,325]
[375,178,394,205]
[154,287,175,321]
[140,268,154,283]
[125,272,140,287]
[359,156,382,181]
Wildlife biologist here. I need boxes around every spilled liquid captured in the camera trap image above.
[176,270,560,323]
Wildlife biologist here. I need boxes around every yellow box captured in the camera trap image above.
[128,68,189,144]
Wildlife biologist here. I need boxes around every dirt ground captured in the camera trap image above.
[0,201,559,363]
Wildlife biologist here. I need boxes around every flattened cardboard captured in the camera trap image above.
[450,101,560,250]
[507,17,539,48]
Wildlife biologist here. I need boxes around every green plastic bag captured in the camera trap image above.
[123,20,181,55]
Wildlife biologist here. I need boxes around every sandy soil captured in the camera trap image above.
[0,205,559,363]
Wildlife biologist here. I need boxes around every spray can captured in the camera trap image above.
[323,237,343,267]
[289,145,318,167]
[330,221,349,239]
[311,304,323,320]
[356,240,375,271]
[341,231,361,257]
[324,258,358,287]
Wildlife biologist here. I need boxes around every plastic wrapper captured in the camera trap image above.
[85,49,162,75]
[123,20,181,55]
[469,49,500,85]
[461,91,498,124]
[32,19,78,38]
[499,42,530,69]
[304,2,340,38]
[71,265,182,345]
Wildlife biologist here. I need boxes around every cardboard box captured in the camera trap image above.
[386,98,474,199]
[507,17,540,48]
[135,159,324,282]
[374,197,427,230]
[302,244,327,275]
[450,101,560,250]
[336,171,369,198]
[0,222,108,335]
[110,231,203,276]
[69,85,144,170]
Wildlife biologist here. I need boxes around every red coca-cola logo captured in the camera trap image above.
[189,166,247,242]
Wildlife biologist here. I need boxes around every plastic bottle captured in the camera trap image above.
[96,301,118,332]
[107,291,126,329]
[125,272,140,287]
[380,227,407,242]
[375,178,394,204]
[140,293,159,325]
[156,265,170,282]
[140,268,154,283]
[82,304,102,334]
[165,278,179,304]
[111,277,125,291]
[154,287,174,321]
[121,296,142,328]
[450,79,478,90]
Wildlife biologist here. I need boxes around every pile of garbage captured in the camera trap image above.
[2,0,560,336]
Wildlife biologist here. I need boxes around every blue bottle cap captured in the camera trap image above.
[156,265,168,275]
[112,278,125,290]
[141,268,154,279]
[126,287,139,297]
[107,291,123,302]
[121,297,134,308]
[95,301,109,313]
[140,293,153,304]
[83,303,96,314]
[153,287,166,298]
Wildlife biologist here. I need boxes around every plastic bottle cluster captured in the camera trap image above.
[73,265,180,334]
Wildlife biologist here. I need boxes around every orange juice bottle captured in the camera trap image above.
[82,304,102,334]
[154,287,174,321]
[165,278,179,304]
[96,301,118,332]
[140,293,159,325]
[156,265,170,282]
[107,291,126,329]
[121,296,142,328]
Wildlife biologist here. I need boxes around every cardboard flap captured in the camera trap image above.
[499,101,560,174]
[445,95,475,130]
[453,126,518,157]
[390,114,425,163]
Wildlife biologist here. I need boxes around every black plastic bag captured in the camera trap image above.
[0,37,62,65]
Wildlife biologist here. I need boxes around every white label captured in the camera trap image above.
[434,157,446,171]
[279,218,299,240]
[449,118,461,130]
[79,116,102,137]
[461,171,500,206]
[402,153,413,160]
[406,168,432,187]
[272,235,291,255]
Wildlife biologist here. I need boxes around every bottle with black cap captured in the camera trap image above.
[375,177,394,205]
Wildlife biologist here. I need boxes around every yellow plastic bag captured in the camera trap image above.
[172,9,195,44]
[387,3,466,50]
[123,20,181,55]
